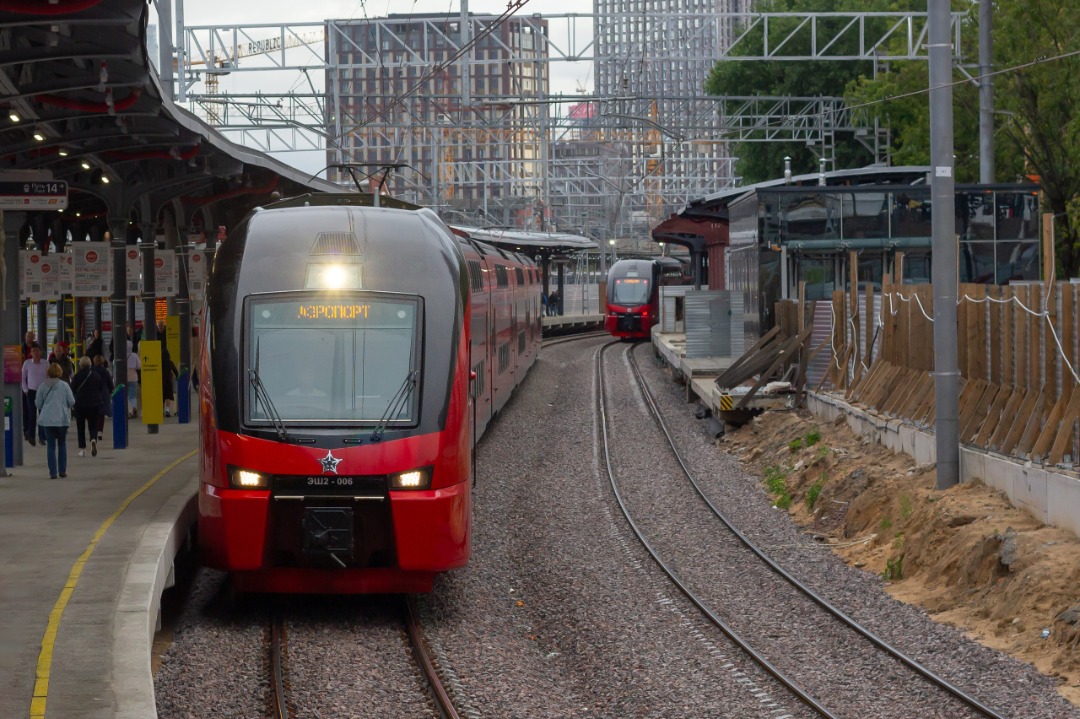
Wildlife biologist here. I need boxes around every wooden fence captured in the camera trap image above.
[826,280,1080,466]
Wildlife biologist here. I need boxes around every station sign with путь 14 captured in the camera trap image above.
[0,180,68,210]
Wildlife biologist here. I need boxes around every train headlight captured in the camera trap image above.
[229,466,269,489]
[389,467,431,490]
[305,263,363,290]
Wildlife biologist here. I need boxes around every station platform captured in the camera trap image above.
[541,312,603,333]
[0,418,199,719]
[652,326,736,405]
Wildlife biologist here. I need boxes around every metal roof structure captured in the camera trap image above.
[682,165,932,219]
[453,226,597,255]
[0,0,338,234]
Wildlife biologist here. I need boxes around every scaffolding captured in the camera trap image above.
[174,7,966,245]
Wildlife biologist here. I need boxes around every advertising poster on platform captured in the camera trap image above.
[70,242,112,297]
[4,345,21,383]
[154,252,177,297]
[20,250,61,301]
[58,252,73,294]
[186,250,207,301]
[125,247,141,297]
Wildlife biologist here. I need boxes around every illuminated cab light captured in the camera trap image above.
[229,467,268,488]
[305,263,362,290]
[390,468,431,490]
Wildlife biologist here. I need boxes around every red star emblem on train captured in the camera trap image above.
[318,450,342,474]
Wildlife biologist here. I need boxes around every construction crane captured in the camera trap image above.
[182,29,325,113]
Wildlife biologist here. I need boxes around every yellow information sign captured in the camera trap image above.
[166,315,180,367]
[140,341,164,425]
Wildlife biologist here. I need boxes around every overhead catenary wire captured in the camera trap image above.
[825,47,1080,122]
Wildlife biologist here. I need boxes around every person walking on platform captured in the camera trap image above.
[85,329,103,361]
[72,356,104,457]
[49,341,74,383]
[22,330,36,360]
[36,363,75,479]
[159,322,179,417]
[92,355,113,442]
[125,341,141,418]
[21,343,47,446]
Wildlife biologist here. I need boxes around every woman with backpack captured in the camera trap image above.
[71,356,105,457]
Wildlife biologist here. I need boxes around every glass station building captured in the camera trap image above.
[721,173,1041,336]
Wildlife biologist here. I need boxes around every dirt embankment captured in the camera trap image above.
[721,409,1080,707]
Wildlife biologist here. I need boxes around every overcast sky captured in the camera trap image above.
[179,0,584,24]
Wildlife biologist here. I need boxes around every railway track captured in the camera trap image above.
[541,329,608,348]
[596,339,1008,719]
[266,597,461,719]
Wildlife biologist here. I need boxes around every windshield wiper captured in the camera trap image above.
[371,370,418,442]
[250,340,292,443]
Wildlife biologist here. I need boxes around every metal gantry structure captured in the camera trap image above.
[169,7,966,247]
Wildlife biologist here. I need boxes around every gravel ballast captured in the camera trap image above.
[155,335,1078,718]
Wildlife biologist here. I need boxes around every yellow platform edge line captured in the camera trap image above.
[29,449,197,719]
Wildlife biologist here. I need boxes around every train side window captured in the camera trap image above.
[495,265,509,288]
[514,267,525,285]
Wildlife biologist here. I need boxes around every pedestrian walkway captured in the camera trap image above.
[0,419,199,719]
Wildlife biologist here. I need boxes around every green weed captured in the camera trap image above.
[879,517,893,531]
[899,494,914,519]
[805,428,821,447]
[764,465,793,509]
[882,555,904,581]
[805,476,826,511]
[788,438,804,452]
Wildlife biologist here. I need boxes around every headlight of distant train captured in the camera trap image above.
[229,466,269,489]
[305,263,363,290]
[389,467,432,490]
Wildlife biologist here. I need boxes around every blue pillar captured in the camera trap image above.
[112,385,127,449]
[177,370,190,424]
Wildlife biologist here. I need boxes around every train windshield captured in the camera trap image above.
[245,295,421,424]
[612,278,651,306]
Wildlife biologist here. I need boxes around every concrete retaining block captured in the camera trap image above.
[807,392,1080,540]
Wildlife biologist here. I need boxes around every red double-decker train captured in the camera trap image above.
[605,258,663,340]
[197,194,540,593]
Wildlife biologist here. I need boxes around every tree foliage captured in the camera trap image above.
[708,0,1080,275]
[849,0,1080,274]
[704,0,910,183]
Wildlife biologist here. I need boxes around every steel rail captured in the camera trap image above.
[624,343,1008,719]
[541,329,608,348]
[268,615,289,719]
[596,340,838,719]
[403,595,461,719]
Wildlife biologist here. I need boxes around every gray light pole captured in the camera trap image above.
[978,0,994,183]
[930,0,960,489]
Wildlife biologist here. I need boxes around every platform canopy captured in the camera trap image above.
[0,0,339,227]
[452,226,597,255]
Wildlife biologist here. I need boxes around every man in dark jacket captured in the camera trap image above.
[71,356,104,457]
